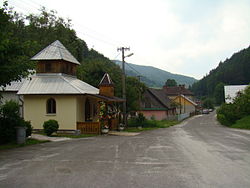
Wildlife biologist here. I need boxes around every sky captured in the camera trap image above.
[6,0,250,79]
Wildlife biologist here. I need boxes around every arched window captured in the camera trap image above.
[47,98,56,114]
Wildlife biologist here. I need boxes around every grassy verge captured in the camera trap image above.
[0,138,50,150]
[230,116,250,130]
[35,132,98,138]
[53,134,98,138]
[126,120,179,132]
[125,127,157,132]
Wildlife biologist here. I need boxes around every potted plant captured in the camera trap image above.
[119,123,124,131]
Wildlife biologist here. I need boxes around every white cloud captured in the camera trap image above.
[7,0,250,79]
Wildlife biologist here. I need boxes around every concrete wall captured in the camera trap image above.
[24,95,77,130]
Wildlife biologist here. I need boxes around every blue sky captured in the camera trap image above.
[6,0,250,79]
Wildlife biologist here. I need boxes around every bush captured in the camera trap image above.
[128,113,146,127]
[43,119,59,136]
[0,100,34,144]
[0,101,21,144]
[21,120,32,137]
[136,113,146,127]
[217,103,240,126]
[231,116,250,129]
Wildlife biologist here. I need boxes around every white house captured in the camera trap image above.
[224,85,248,103]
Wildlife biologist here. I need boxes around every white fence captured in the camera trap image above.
[165,113,190,121]
[177,113,190,121]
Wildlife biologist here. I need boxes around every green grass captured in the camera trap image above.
[35,132,97,138]
[125,127,158,132]
[0,138,50,150]
[126,120,179,132]
[53,134,98,138]
[230,116,250,130]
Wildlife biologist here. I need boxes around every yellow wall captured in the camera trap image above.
[24,95,77,130]
[174,96,196,114]
[76,96,99,122]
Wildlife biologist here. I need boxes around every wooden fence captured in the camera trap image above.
[77,122,101,134]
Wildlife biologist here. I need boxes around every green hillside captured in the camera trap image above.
[113,60,197,87]
[191,46,250,98]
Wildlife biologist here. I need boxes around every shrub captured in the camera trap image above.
[21,120,32,137]
[217,103,240,126]
[0,100,34,144]
[128,117,137,127]
[0,101,21,144]
[43,119,59,136]
[128,113,146,127]
[231,115,250,129]
[136,113,146,127]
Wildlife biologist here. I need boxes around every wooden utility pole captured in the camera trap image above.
[137,75,142,111]
[117,47,130,127]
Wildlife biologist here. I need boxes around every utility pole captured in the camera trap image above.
[117,47,130,128]
[137,75,142,111]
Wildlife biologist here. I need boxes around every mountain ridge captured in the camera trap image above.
[191,45,250,97]
[113,60,197,87]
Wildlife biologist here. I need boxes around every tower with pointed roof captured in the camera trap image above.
[99,73,114,97]
[32,40,80,76]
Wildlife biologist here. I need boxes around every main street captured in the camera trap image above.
[1,112,250,188]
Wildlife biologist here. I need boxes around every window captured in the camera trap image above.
[47,98,56,114]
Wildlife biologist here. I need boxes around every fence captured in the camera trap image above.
[77,122,101,134]
[177,113,190,121]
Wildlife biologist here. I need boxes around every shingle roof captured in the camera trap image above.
[148,88,172,108]
[163,86,194,96]
[17,73,99,95]
[99,73,114,87]
[141,88,172,109]
[31,40,80,65]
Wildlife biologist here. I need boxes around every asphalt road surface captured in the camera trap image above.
[1,112,250,188]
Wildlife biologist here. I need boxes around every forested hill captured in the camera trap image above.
[191,46,250,97]
[113,60,197,87]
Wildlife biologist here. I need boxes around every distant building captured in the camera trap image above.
[224,85,248,103]
[139,88,176,120]
[173,95,197,115]
[162,85,194,100]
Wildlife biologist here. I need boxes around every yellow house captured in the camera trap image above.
[173,94,197,115]
[18,40,122,134]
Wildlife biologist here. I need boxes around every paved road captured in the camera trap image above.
[1,112,250,188]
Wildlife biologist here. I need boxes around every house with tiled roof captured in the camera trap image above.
[139,88,176,120]
[163,85,194,100]
[139,84,197,120]
[16,40,122,134]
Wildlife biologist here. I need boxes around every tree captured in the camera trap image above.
[214,82,225,105]
[126,76,146,112]
[165,79,177,87]
[202,98,214,109]
[0,2,34,86]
